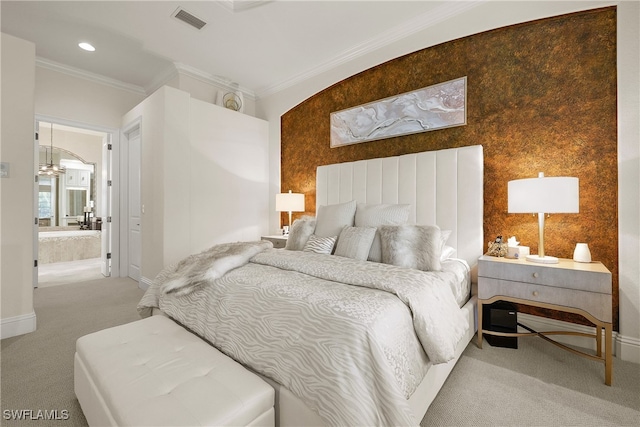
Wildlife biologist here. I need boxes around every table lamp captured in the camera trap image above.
[508,172,579,264]
[276,190,305,233]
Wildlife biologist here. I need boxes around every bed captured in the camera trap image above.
[138,145,483,426]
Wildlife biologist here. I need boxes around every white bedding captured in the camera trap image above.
[440,258,472,308]
[138,245,469,426]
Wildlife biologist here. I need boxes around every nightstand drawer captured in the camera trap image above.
[261,235,287,249]
[478,257,611,294]
[479,277,612,323]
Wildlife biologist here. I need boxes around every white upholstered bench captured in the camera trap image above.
[74,315,275,426]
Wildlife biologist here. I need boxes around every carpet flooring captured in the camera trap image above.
[37,258,104,288]
[1,277,638,426]
[422,337,640,426]
[1,277,144,426]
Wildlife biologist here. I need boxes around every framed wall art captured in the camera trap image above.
[330,76,467,147]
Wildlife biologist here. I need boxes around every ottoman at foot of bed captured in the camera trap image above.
[74,315,274,426]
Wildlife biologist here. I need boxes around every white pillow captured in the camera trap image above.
[378,224,443,271]
[314,200,357,240]
[354,203,411,262]
[285,216,316,251]
[441,245,457,260]
[303,234,337,254]
[334,226,377,261]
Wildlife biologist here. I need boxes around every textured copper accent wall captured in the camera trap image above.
[281,8,618,329]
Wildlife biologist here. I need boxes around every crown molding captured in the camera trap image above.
[173,63,256,101]
[37,56,256,101]
[216,0,273,13]
[256,0,485,99]
[143,64,180,95]
[36,57,146,95]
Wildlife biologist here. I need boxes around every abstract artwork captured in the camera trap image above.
[330,77,467,147]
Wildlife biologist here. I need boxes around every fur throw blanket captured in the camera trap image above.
[159,240,273,297]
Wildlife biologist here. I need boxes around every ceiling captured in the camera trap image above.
[0,1,484,99]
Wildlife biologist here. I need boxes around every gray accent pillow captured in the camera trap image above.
[314,200,357,240]
[302,234,336,254]
[378,224,443,271]
[354,203,411,262]
[285,216,316,251]
[334,226,377,261]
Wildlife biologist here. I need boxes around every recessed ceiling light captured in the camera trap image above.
[78,42,95,52]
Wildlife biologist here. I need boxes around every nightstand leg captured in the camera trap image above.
[477,300,483,349]
[596,325,602,357]
[605,323,613,386]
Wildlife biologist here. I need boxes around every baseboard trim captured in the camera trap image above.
[616,333,640,364]
[1,311,37,339]
[139,276,153,291]
[518,313,639,364]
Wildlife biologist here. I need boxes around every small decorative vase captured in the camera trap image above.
[573,243,592,263]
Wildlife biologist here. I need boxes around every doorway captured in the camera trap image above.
[34,118,115,288]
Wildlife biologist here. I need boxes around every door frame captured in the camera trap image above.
[121,117,142,282]
[34,114,121,279]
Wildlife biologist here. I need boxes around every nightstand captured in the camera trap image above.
[477,255,613,385]
[261,235,288,249]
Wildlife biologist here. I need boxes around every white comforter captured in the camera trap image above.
[138,245,468,426]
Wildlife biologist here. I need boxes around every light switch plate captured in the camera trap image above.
[0,162,9,178]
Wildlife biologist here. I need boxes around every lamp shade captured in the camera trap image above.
[508,173,579,214]
[275,191,305,213]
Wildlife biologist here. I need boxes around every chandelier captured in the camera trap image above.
[39,123,66,176]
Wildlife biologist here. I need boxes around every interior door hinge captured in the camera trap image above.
[106,253,112,259]
[107,180,112,186]
[35,175,39,183]
[106,216,112,223]
[35,132,39,141]
[35,217,38,225]
[107,144,112,150]
[34,260,38,267]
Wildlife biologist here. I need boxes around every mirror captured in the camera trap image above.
[67,189,87,216]
[38,146,96,227]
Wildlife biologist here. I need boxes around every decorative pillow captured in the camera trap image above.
[441,245,457,260]
[439,230,454,260]
[378,224,443,271]
[354,203,411,262]
[334,226,377,261]
[303,234,337,254]
[314,200,357,241]
[441,229,452,247]
[285,216,316,251]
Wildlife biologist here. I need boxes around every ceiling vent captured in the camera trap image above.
[172,7,207,30]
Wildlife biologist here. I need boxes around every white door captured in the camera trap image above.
[101,134,112,277]
[127,128,141,281]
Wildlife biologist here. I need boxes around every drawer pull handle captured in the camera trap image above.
[532,291,539,297]
[533,273,539,278]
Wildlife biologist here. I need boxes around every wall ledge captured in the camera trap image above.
[1,311,37,340]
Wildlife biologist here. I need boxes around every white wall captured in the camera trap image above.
[256,1,640,363]
[0,33,36,338]
[616,0,640,362]
[35,66,145,129]
[188,97,269,251]
[122,86,269,283]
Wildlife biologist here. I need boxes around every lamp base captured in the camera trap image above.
[525,254,559,264]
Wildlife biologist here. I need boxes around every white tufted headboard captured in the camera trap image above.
[316,145,483,271]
